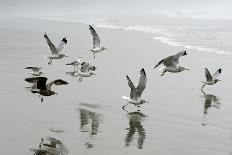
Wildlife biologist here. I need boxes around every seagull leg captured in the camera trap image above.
[93,53,95,59]
[201,84,206,91]
[161,70,167,76]
[48,59,53,65]
[122,103,129,110]
[39,95,43,103]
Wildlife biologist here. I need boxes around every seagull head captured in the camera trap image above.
[214,79,221,83]
[178,66,189,72]
[60,54,68,58]
[101,47,108,51]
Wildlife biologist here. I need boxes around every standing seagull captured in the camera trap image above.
[154,50,189,76]
[122,68,147,109]
[25,77,68,102]
[201,68,221,90]
[89,25,107,58]
[44,33,68,64]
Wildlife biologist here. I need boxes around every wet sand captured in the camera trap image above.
[0,17,232,155]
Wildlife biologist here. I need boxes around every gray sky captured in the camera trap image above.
[2,0,232,18]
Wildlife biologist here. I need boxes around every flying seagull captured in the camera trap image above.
[44,33,68,64]
[25,77,68,102]
[66,56,83,72]
[154,50,189,76]
[122,68,147,109]
[24,66,44,76]
[89,25,107,58]
[201,68,221,90]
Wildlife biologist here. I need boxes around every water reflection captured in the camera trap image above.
[30,137,68,155]
[79,103,103,149]
[124,110,146,149]
[201,90,221,125]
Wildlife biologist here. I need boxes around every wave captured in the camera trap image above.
[22,16,231,55]
[153,36,231,55]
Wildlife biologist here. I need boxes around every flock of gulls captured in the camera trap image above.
[24,25,222,108]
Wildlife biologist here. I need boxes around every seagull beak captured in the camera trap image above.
[185,68,190,71]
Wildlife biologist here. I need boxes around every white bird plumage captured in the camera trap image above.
[89,25,107,58]
[154,50,189,76]
[122,68,147,108]
[44,33,68,64]
[201,68,221,90]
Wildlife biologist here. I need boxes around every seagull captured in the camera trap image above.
[44,33,68,64]
[122,68,147,109]
[89,25,107,58]
[66,56,83,72]
[154,50,189,76]
[24,66,44,76]
[201,68,221,90]
[25,77,68,102]
[24,66,42,72]
[80,62,97,73]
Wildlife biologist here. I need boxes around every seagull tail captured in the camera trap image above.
[122,96,130,100]
[154,59,164,69]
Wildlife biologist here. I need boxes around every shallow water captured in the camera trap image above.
[0,17,232,155]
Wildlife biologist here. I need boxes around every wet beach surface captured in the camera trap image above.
[0,17,232,155]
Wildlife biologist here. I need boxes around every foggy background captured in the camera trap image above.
[1,0,232,19]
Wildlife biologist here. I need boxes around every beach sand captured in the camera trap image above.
[0,17,232,155]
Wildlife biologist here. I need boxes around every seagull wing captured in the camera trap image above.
[56,37,67,53]
[212,68,221,80]
[44,33,57,54]
[89,25,100,48]
[46,79,69,90]
[164,50,187,67]
[136,68,147,98]
[205,68,213,82]
[126,75,137,99]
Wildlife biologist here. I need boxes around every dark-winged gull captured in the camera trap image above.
[89,25,107,59]
[154,50,189,76]
[25,77,68,102]
[122,68,147,109]
[44,33,68,64]
[201,68,221,90]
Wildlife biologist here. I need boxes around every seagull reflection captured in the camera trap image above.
[124,110,146,149]
[201,90,221,125]
[79,103,103,149]
[30,137,68,155]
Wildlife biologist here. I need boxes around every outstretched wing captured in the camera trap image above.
[56,37,67,53]
[126,75,137,99]
[212,68,221,80]
[89,25,100,48]
[25,77,47,90]
[136,68,147,97]
[44,33,57,54]
[205,68,213,82]
[46,79,69,90]
[163,50,187,67]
